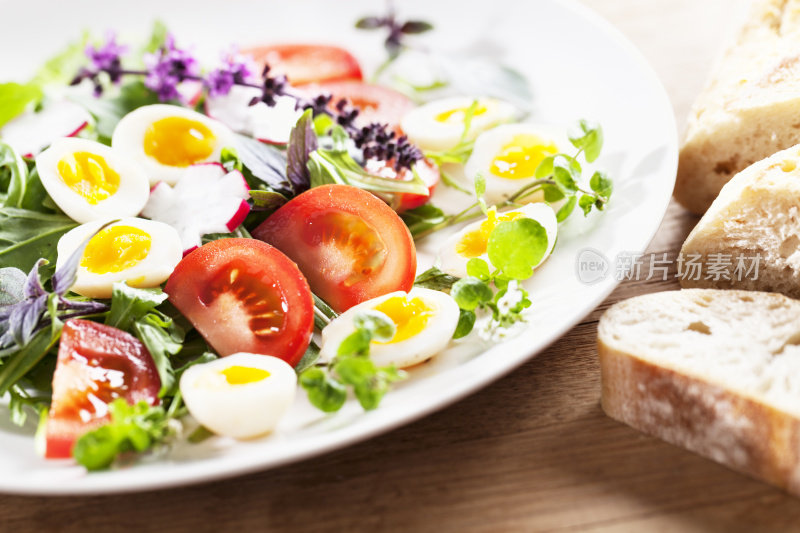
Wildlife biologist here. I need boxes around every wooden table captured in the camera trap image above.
[7,1,800,531]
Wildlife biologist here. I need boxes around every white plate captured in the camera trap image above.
[0,0,677,494]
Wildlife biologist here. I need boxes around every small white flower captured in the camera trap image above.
[497,280,523,315]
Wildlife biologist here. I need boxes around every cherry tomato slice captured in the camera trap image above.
[252,184,416,313]
[366,157,441,212]
[297,81,415,130]
[165,238,314,366]
[243,44,363,85]
[45,319,161,459]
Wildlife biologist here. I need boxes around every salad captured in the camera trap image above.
[0,10,612,471]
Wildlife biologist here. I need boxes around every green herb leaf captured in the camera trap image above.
[354,310,395,342]
[105,283,168,330]
[453,309,476,339]
[337,328,373,357]
[0,207,78,273]
[589,170,613,197]
[249,190,288,214]
[556,195,577,222]
[133,313,183,397]
[578,194,595,216]
[70,81,162,142]
[541,183,565,203]
[31,31,90,87]
[413,266,459,291]
[294,340,321,374]
[401,203,447,237]
[568,119,603,163]
[552,155,579,194]
[73,399,171,471]
[487,218,548,280]
[0,324,61,395]
[451,277,493,311]
[220,146,243,172]
[299,367,347,413]
[466,258,491,281]
[0,83,43,129]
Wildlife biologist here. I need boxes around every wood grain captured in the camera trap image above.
[6,1,800,532]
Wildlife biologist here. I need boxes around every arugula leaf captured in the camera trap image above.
[487,218,548,280]
[31,31,90,88]
[401,203,447,237]
[134,314,182,397]
[0,83,43,130]
[72,399,172,471]
[70,81,161,141]
[105,283,168,331]
[286,110,316,194]
[414,266,459,291]
[0,143,51,212]
[0,324,60,395]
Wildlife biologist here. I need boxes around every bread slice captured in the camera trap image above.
[679,143,800,298]
[676,0,800,214]
[598,289,800,496]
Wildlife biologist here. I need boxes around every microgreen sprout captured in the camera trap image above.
[299,311,406,413]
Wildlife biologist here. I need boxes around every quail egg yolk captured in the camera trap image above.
[81,225,151,274]
[57,152,120,205]
[455,207,524,258]
[435,104,487,123]
[374,296,433,344]
[220,365,271,385]
[144,117,215,167]
[490,134,558,179]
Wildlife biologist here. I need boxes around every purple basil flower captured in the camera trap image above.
[205,48,257,97]
[85,32,128,82]
[143,34,199,102]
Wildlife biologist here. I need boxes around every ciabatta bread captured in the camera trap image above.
[598,289,800,496]
[679,143,800,298]
[676,0,800,214]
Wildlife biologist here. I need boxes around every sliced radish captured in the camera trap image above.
[205,85,302,145]
[142,162,251,253]
[0,100,91,157]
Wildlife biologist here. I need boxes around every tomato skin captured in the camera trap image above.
[243,44,363,85]
[252,184,416,313]
[392,159,441,213]
[165,238,314,366]
[296,81,415,130]
[45,320,161,459]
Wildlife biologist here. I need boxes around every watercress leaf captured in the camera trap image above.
[337,328,372,357]
[541,183,565,203]
[0,208,78,272]
[294,340,321,374]
[0,83,43,130]
[333,355,376,387]
[568,119,603,163]
[354,310,395,342]
[299,367,347,413]
[106,283,168,331]
[556,195,577,223]
[413,266,459,291]
[286,109,317,195]
[451,277,493,311]
[0,267,26,307]
[453,309,476,339]
[534,155,555,179]
[466,258,491,281]
[579,194,596,216]
[487,218,548,280]
[589,170,613,197]
[552,155,579,194]
[401,21,434,34]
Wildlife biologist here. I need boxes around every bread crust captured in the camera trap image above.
[599,338,800,495]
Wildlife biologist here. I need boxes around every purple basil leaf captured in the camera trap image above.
[11,294,47,346]
[22,259,47,299]
[60,299,109,315]
[0,267,26,308]
[400,20,433,34]
[286,110,317,195]
[234,133,292,193]
[52,220,115,296]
